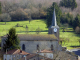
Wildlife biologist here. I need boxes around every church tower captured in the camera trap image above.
[48,8,59,39]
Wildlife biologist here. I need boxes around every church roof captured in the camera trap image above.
[18,34,58,41]
[49,8,59,28]
[52,8,57,26]
[1,34,58,41]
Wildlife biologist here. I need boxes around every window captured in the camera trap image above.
[22,44,25,51]
[51,44,53,51]
[37,44,39,51]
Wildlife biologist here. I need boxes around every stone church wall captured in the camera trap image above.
[20,40,59,53]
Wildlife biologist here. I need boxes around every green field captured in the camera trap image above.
[0,19,80,50]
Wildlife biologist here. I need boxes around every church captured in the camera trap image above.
[1,9,62,53]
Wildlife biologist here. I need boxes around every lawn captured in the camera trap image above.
[0,19,80,50]
[0,19,48,36]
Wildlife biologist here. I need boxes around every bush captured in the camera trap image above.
[75,26,80,34]
[0,13,11,22]
[15,23,23,27]
[36,27,42,34]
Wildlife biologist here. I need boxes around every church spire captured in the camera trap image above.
[52,8,57,26]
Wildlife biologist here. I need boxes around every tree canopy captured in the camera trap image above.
[73,14,80,30]
[3,28,20,51]
[46,2,62,27]
[60,0,77,10]
[60,13,73,26]
[0,2,1,14]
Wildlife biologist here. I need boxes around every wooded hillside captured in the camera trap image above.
[0,0,80,21]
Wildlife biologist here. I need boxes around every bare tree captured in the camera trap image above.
[0,13,11,24]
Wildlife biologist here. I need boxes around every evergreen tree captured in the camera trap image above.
[46,2,62,27]
[3,28,20,51]
[0,2,1,14]
[60,0,77,10]
[73,14,80,30]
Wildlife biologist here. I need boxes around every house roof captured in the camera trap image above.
[20,54,37,60]
[2,34,58,41]
[27,54,37,59]
[37,49,53,53]
[5,49,29,55]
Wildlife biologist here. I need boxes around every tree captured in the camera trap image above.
[36,27,42,34]
[0,13,11,24]
[77,39,80,45]
[60,0,77,10]
[26,25,29,34]
[3,28,20,51]
[60,13,73,26]
[46,2,62,27]
[0,2,1,14]
[73,14,80,30]
[60,38,65,45]
[75,26,80,34]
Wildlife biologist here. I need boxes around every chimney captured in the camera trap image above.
[6,49,7,54]
[20,50,22,53]
[40,49,41,52]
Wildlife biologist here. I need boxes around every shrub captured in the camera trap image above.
[36,27,42,34]
[75,26,80,34]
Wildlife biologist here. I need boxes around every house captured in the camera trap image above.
[3,49,30,60]
[37,49,53,59]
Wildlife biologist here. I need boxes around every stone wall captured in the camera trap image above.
[20,40,59,53]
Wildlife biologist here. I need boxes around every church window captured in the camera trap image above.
[22,44,25,51]
[51,44,53,51]
[37,44,39,51]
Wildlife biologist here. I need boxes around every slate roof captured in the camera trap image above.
[1,34,58,41]
[18,34,58,41]
[20,54,37,60]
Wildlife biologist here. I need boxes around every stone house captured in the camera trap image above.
[3,49,30,60]
[37,49,53,59]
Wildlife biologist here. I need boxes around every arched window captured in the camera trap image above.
[37,44,39,51]
[51,44,53,51]
[22,44,25,51]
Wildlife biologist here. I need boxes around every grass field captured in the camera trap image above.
[0,19,80,50]
[0,19,48,36]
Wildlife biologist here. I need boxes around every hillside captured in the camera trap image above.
[0,0,80,16]
[60,0,80,17]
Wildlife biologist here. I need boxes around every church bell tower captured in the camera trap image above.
[48,8,59,39]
